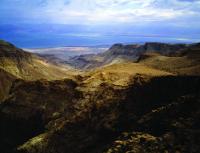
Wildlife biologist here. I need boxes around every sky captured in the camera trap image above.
[0,0,200,48]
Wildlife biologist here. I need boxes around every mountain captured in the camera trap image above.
[26,46,109,66]
[0,40,78,81]
[0,40,199,153]
[138,43,200,75]
[0,40,80,102]
[67,42,189,69]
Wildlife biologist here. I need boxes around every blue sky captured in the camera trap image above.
[0,0,200,47]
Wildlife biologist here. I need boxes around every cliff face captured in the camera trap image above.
[67,42,189,69]
[105,42,187,56]
[143,42,187,54]
[139,43,200,75]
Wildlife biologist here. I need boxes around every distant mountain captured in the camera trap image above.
[67,42,190,69]
[25,46,108,63]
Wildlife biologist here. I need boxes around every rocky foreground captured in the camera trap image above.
[0,40,199,153]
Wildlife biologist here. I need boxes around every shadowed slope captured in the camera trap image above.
[15,75,200,153]
[0,78,80,153]
[0,68,16,102]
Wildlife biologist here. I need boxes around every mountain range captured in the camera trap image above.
[0,40,199,153]
[65,42,199,70]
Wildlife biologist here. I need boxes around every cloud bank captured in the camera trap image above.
[1,0,200,25]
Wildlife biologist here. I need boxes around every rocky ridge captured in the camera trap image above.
[67,42,190,69]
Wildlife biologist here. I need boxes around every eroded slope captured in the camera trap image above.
[0,40,79,80]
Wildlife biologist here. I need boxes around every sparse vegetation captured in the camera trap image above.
[0,40,199,153]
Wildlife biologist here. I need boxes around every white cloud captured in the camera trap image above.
[33,0,199,24]
[1,0,200,25]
